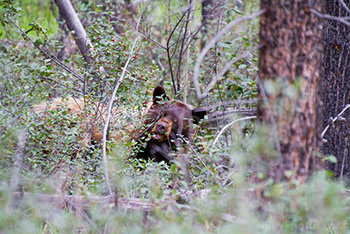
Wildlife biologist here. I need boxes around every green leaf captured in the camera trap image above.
[233,8,243,14]
[326,155,337,164]
[242,35,249,41]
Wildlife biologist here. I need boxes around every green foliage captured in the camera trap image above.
[1,0,348,233]
[0,0,58,38]
[116,157,173,199]
[24,104,105,194]
[1,168,349,233]
[1,0,156,194]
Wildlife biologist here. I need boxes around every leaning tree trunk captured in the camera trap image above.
[55,0,92,63]
[258,1,323,183]
[323,1,350,182]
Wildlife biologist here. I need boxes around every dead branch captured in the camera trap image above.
[309,8,350,27]
[12,192,156,212]
[193,9,266,101]
[6,17,84,82]
[321,104,350,140]
[166,9,189,95]
[11,188,212,212]
[210,116,257,155]
[200,44,262,100]
[101,16,142,196]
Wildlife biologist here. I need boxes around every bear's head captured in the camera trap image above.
[135,86,208,162]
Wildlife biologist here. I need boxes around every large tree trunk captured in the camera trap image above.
[323,1,350,181]
[258,1,323,183]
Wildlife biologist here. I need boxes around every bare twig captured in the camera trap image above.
[309,9,350,27]
[193,9,266,100]
[321,104,350,139]
[176,2,224,97]
[108,14,166,49]
[101,17,142,196]
[200,44,262,100]
[6,16,84,82]
[208,108,257,119]
[181,3,223,56]
[162,0,181,21]
[109,2,221,98]
[339,0,350,14]
[176,0,192,93]
[166,9,189,95]
[256,74,283,168]
[207,98,259,109]
[210,116,257,157]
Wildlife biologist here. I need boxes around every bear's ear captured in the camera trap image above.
[192,107,209,124]
[153,86,169,104]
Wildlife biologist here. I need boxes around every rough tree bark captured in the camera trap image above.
[258,1,323,183]
[323,0,350,182]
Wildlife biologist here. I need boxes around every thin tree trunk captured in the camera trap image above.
[258,1,323,183]
[201,0,213,49]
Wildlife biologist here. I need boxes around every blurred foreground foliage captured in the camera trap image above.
[0,169,349,233]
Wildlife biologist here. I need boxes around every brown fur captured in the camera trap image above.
[32,86,206,161]
[32,97,137,145]
[136,86,208,161]
[33,98,101,144]
[149,101,193,144]
[151,117,172,142]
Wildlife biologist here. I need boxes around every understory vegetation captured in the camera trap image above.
[0,0,348,233]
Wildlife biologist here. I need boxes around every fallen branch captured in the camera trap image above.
[11,188,212,212]
[12,192,156,212]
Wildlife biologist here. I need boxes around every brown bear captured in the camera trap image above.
[27,97,137,193]
[135,86,208,162]
[32,97,106,144]
[31,97,139,146]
